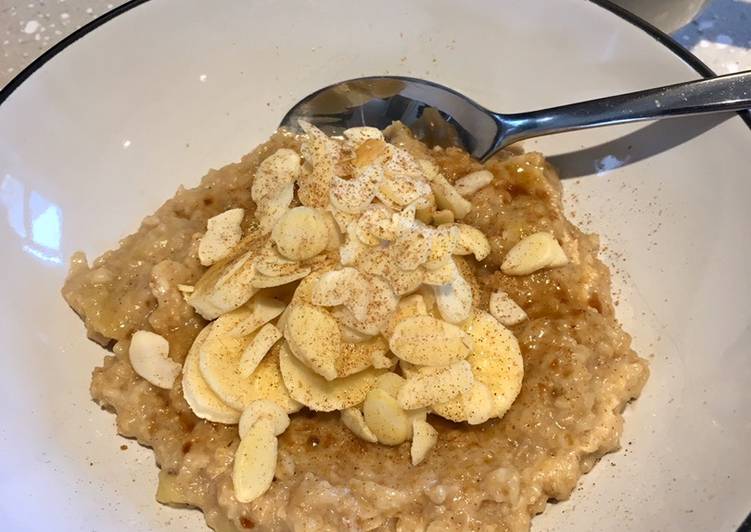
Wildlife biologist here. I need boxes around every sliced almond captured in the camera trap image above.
[253,244,305,277]
[430,173,472,220]
[330,165,383,214]
[356,203,396,245]
[251,267,311,288]
[330,305,380,337]
[489,290,527,327]
[432,209,455,225]
[284,303,341,381]
[548,241,570,268]
[383,293,428,339]
[337,335,389,377]
[355,246,424,296]
[501,231,563,276]
[339,322,373,343]
[396,360,474,410]
[410,419,438,465]
[377,173,432,208]
[228,296,287,337]
[310,267,364,307]
[321,210,344,251]
[239,323,282,377]
[232,417,277,503]
[433,271,473,324]
[343,126,384,150]
[341,407,378,443]
[189,248,259,320]
[328,207,360,234]
[391,229,432,271]
[251,148,301,203]
[182,325,241,424]
[239,399,290,438]
[257,181,294,235]
[362,388,412,446]
[451,224,491,261]
[422,258,459,286]
[461,310,524,418]
[199,310,301,412]
[177,284,194,293]
[129,330,180,389]
[389,315,472,366]
[278,343,383,411]
[271,206,329,261]
[454,169,493,197]
[432,380,494,425]
[198,208,245,266]
[339,223,369,266]
[298,120,340,208]
[374,372,406,398]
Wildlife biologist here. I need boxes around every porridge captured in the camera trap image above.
[62,121,648,531]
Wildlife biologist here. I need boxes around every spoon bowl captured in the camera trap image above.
[281,73,751,161]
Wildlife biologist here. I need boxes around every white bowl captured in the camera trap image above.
[1,0,749,530]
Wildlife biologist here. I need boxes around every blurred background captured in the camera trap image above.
[0,0,749,88]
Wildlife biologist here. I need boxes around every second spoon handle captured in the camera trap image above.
[496,70,751,147]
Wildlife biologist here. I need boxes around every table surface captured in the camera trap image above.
[1,0,750,90]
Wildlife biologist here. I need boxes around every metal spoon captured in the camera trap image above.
[280,72,751,161]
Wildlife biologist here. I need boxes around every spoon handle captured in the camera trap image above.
[496,70,751,148]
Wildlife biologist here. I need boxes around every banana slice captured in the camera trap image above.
[396,360,474,410]
[488,290,527,327]
[239,400,290,438]
[284,303,341,380]
[321,210,344,251]
[341,407,378,443]
[271,206,329,261]
[228,295,287,337]
[251,148,301,203]
[433,267,473,324]
[232,417,277,503]
[388,315,473,366]
[198,208,245,266]
[454,170,493,197]
[199,310,301,412]
[362,388,412,446]
[298,120,340,208]
[188,236,262,320]
[239,323,282,377]
[278,343,383,412]
[129,331,181,389]
[410,419,438,465]
[501,231,566,276]
[461,310,524,418]
[451,224,491,261]
[182,324,241,424]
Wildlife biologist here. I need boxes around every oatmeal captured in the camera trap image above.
[63,122,648,531]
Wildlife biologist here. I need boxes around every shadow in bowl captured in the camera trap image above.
[548,113,733,179]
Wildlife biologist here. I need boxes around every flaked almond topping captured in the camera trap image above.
[488,290,528,327]
[343,126,384,151]
[129,330,181,389]
[271,206,329,261]
[256,181,294,235]
[298,120,340,208]
[232,417,277,503]
[341,407,378,443]
[239,399,290,438]
[251,267,311,288]
[391,229,432,271]
[329,165,383,214]
[397,360,474,410]
[251,148,301,203]
[228,295,286,337]
[374,372,406,398]
[501,231,567,276]
[362,388,412,446]
[239,323,283,377]
[356,203,396,244]
[433,270,473,324]
[198,208,245,266]
[389,315,473,366]
[454,169,494,197]
[451,223,491,261]
[410,419,438,465]
[253,243,306,277]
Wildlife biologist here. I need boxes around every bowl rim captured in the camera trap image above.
[0,0,749,134]
[0,1,749,530]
